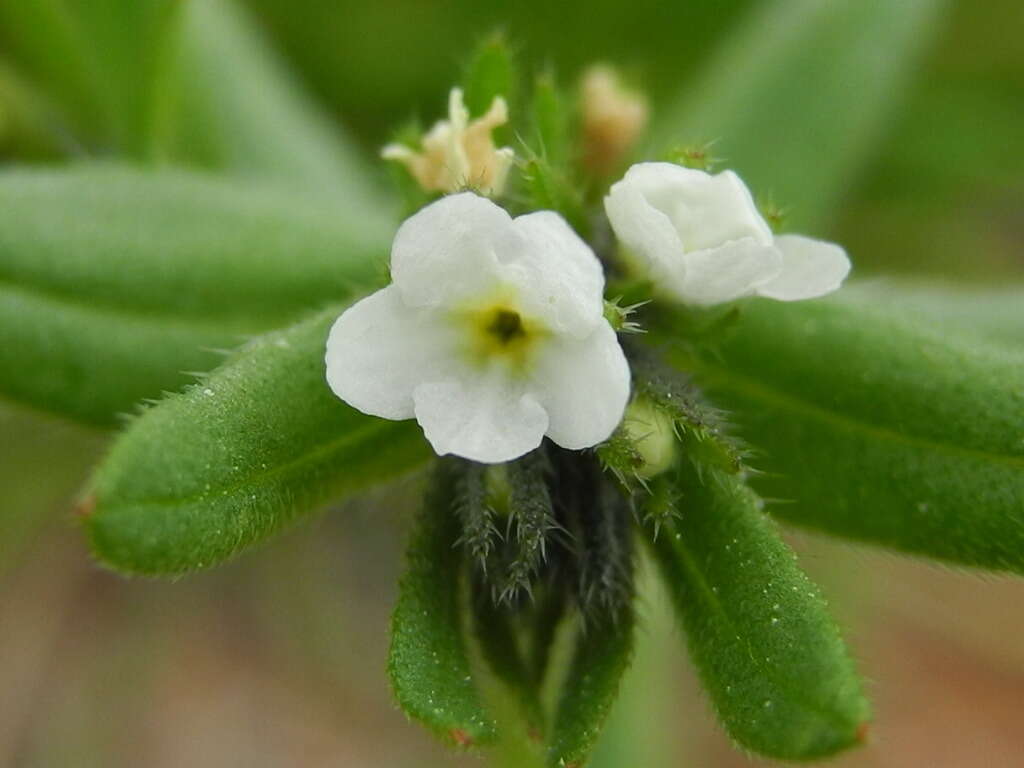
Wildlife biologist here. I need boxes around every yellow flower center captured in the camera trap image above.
[456,290,548,373]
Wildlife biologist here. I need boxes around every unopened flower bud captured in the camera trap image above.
[622,399,677,479]
[382,87,515,197]
[580,65,648,177]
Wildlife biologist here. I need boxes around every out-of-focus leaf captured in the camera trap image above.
[0,59,70,158]
[0,0,184,156]
[169,0,393,224]
[389,461,498,748]
[242,0,751,145]
[462,34,516,122]
[0,165,388,424]
[653,0,948,229]
[86,308,431,575]
[842,280,1024,346]
[65,0,184,158]
[658,294,1024,573]
[0,0,103,141]
[649,463,869,760]
[531,72,572,169]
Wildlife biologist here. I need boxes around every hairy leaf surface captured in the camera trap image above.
[660,294,1024,573]
[649,464,869,759]
[86,309,430,574]
[390,461,498,747]
[0,166,388,423]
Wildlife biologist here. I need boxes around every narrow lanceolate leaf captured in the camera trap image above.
[389,461,498,748]
[666,294,1024,574]
[85,308,431,575]
[169,0,393,225]
[0,165,387,424]
[461,33,517,124]
[530,72,571,170]
[649,464,869,760]
[653,0,947,229]
[548,607,635,768]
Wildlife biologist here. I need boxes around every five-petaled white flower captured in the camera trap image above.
[604,162,851,306]
[381,88,515,197]
[325,193,631,464]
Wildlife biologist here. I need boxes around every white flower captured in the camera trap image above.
[381,88,515,197]
[604,162,851,305]
[325,193,630,464]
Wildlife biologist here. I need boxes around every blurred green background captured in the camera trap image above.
[0,0,1022,765]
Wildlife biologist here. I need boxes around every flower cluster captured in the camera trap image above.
[327,92,849,464]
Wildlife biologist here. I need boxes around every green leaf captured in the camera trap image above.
[462,33,516,135]
[0,59,71,159]
[471,579,547,735]
[389,460,498,748]
[168,0,392,222]
[648,464,869,760]
[530,72,571,169]
[842,280,1024,346]
[0,0,185,156]
[0,165,388,424]
[653,0,948,229]
[0,0,106,142]
[548,610,635,768]
[85,308,431,575]
[65,0,185,158]
[663,294,1024,573]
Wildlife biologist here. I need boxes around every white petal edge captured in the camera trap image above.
[608,163,772,254]
[668,240,783,306]
[604,177,685,279]
[529,323,631,450]
[756,234,851,301]
[325,286,459,420]
[390,192,509,309]
[499,210,605,338]
[413,367,549,464]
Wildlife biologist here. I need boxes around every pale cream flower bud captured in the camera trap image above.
[382,87,515,197]
[580,65,648,176]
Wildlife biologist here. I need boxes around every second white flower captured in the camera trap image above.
[604,162,851,306]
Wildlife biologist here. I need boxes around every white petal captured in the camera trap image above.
[668,240,783,306]
[498,211,605,337]
[604,180,684,280]
[413,368,549,463]
[390,192,509,308]
[756,234,851,301]
[609,163,772,255]
[529,323,631,450]
[325,285,459,420]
